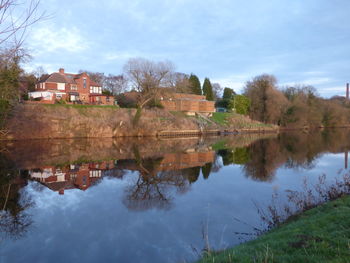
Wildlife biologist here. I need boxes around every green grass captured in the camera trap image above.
[211,112,231,126]
[198,195,350,263]
[211,139,228,151]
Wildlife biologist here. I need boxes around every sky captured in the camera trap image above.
[23,0,350,97]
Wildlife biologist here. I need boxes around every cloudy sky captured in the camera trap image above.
[24,0,350,97]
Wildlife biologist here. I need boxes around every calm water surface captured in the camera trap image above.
[1,130,350,263]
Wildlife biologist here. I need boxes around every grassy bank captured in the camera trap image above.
[198,195,350,263]
[211,112,276,129]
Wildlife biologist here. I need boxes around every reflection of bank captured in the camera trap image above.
[29,160,117,194]
[28,150,215,195]
[118,150,215,173]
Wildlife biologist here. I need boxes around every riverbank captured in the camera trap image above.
[198,195,350,263]
[1,104,278,140]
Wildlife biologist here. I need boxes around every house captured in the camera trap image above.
[29,160,117,194]
[28,68,114,105]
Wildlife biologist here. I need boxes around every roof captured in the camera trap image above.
[37,70,102,86]
[38,73,68,84]
[90,80,101,87]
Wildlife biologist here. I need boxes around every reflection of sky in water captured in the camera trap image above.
[1,148,349,262]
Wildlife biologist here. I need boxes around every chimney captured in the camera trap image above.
[59,68,65,74]
[347,83,349,100]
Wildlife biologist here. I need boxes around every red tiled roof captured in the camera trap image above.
[37,70,102,86]
[90,80,101,87]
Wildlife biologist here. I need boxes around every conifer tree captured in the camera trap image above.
[202,78,214,101]
[223,87,235,99]
[188,74,202,95]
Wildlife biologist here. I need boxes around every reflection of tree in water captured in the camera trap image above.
[242,139,282,182]
[217,147,251,166]
[0,154,33,240]
[218,130,350,182]
[123,146,215,211]
[123,169,191,211]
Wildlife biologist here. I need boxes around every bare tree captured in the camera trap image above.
[123,58,176,108]
[104,74,128,95]
[244,74,289,124]
[171,72,191,93]
[0,0,45,52]
[32,66,46,79]
[78,70,105,85]
[212,83,223,100]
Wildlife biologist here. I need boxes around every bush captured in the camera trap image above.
[230,95,250,115]
[0,99,10,129]
[55,98,67,104]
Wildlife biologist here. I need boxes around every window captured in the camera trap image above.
[99,87,102,94]
[71,85,77,91]
[106,96,110,102]
[83,176,87,186]
[90,86,93,93]
[57,83,65,90]
[56,94,62,99]
[83,78,86,89]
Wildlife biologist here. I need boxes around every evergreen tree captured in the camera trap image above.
[188,74,202,95]
[223,87,235,99]
[202,78,214,101]
[201,163,212,179]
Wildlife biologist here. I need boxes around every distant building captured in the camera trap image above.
[215,107,227,113]
[119,91,215,116]
[160,93,215,116]
[28,68,114,105]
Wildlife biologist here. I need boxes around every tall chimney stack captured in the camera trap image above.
[59,68,65,74]
[347,83,349,100]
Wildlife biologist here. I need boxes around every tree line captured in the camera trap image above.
[244,74,350,128]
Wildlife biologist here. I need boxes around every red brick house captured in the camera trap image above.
[29,68,114,105]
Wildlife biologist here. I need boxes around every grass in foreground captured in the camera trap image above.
[198,195,350,263]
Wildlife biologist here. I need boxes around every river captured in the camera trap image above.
[0,129,349,263]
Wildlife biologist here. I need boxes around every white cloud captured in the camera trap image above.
[30,25,89,54]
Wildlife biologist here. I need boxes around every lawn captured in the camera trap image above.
[210,112,231,126]
[198,195,350,263]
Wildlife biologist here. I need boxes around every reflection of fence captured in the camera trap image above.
[157,130,220,137]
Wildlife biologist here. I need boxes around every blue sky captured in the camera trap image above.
[24,0,350,97]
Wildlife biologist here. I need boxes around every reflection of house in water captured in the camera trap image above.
[28,150,215,195]
[29,160,117,194]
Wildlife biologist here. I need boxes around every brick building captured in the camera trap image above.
[29,68,114,105]
[160,93,215,116]
[120,91,215,115]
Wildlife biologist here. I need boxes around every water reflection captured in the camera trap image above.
[1,129,350,261]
